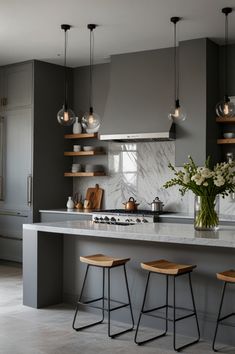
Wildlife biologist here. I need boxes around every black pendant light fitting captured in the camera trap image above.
[168,16,186,123]
[57,24,76,126]
[216,7,234,118]
[81,24,101,133]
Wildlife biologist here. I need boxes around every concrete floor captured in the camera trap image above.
[0,261,234,354]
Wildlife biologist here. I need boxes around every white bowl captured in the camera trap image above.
[84,164,104,172]
[223,132,235,139]
[73,145,81,152]
[83,146,93,151]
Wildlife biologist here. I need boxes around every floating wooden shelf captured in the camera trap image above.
[64,172,106,177]
[64,151,105,156]
[64,133,98,139]
[217,138,235,145]
[216,117,235,124]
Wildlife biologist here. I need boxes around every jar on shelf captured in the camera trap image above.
[73,117,82,134]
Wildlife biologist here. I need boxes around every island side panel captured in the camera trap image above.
[23,229,63,308]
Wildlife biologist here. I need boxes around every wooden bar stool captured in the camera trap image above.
[72,254,134,338]
[134,259,200,352]
[212,269,235,352]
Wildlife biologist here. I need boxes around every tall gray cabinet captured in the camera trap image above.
[0,60,72,262]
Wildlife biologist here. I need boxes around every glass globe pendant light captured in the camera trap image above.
[168,17,186,123]
[81,24,101,133]
[57,24,76,126]
[216,7,235,118]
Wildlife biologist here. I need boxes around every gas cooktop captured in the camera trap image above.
[92,209,172,225]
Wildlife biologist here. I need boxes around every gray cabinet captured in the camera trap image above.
[0,60,73,262]
[40,211,92,222]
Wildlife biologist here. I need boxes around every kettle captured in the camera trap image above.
[123,197,140,211]
[148,197,164,212]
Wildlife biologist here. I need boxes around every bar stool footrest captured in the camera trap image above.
[78,296,131,312]
[142,304,196,322]
[218,312,235,323]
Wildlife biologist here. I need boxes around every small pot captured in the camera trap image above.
[148,197,164,212]
[123,197,139,210]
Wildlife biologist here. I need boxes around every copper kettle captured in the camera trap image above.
[123,197,139,210]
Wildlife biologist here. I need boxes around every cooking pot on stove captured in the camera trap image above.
[123,197,139,210]
[148,197,164,212]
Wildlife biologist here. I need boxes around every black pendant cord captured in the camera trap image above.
[61,24,71,110]
[64,29,68,109]
[88,24,96,114]
[89,29,94,113]
[171,17,180,108]
[222,7,232,103]
[224,11,228,102]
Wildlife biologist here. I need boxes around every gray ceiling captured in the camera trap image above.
[1,0,235,67]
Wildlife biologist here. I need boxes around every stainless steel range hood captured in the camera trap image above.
[99,50,175,142]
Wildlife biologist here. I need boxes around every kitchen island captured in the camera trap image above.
[23,220,235,345]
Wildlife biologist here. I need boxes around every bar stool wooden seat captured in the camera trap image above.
[212,269,235,352]
[134,259,200,352]
[72,254,134,338]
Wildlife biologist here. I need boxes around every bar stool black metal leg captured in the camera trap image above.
[188,273,200,341]
[212,281,227,352]
[173,273,200,352]
[123,264,135,329]
[166,275,169,332]
[72,265,105,331]
[108,265,135,338]
[135,272,168,345]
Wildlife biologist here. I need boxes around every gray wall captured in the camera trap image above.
[73,38,221,167]
[33,60,73,221]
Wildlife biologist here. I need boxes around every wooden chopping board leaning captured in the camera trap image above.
[85,184,104,210]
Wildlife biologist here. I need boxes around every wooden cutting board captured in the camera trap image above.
[85,184,104,210]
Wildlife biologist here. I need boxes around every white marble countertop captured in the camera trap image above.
[23,220,235,248]
[39,209,95,215]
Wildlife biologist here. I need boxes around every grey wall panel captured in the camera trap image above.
[23,229,63,308]
[219,44,235,98]
[73,63,110,120]
[33,61,73,221]
[206,40,221,166]
[175,39,207,166]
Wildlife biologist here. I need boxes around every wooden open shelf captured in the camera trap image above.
[64,172,106,177]
[64,151,105,156]
[217,138,235,145]
[64,133,98,139]
[216,117,235,124]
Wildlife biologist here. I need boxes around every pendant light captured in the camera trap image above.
[81,24,101,133]
[57,24,76,126]
[168,17,186,123]
[216,7,235,118]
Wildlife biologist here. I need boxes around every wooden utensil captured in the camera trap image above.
[85,184,104,210]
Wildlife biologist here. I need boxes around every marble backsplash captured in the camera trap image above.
[73,141,235,214]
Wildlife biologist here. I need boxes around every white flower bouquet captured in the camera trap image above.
[163,156,235,230]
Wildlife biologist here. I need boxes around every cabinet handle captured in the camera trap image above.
[0,116,4,201]
[27,174,32,206]
[0,176,3,201]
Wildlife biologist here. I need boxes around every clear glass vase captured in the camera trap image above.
[194,195,219,231]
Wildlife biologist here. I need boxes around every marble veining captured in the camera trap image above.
[73,141,235,214]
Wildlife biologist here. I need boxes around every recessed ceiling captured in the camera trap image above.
[0,0,235,67]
